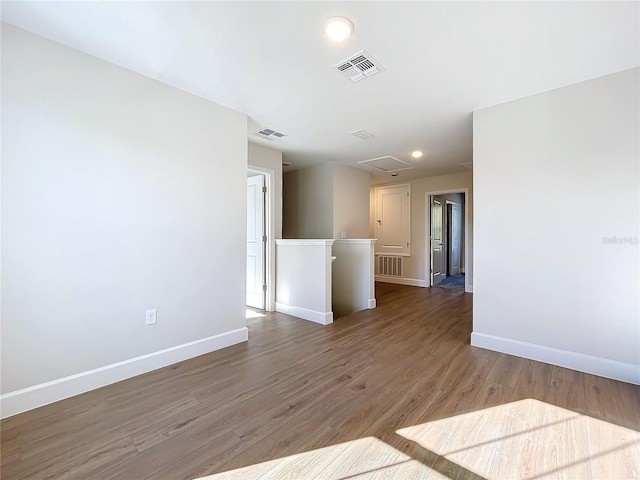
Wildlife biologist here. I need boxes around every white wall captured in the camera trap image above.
[332,240,376,318]
[473,68,639,384]
[283,163,371,239]
[248,142,283,239]
[371,171,473,286]
[275,239,334,325]
[283,163,333,238]
[333,164,371,239]
[1,24,249,415]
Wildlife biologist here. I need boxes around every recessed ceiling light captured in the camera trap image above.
[324,17,354,42]
[411,150,423,158]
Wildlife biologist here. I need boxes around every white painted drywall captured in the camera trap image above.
[275,239,334,324]
[248,142,283,239]
[283,163,371,239]
[283,164,333,238]
[370,172,473,285]
[473,68,639,382]
[332,240,376,318]
[333,164,371,239]
[1,25,248,406]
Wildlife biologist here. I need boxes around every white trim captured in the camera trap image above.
[248,165,276,311]
[275,239,335,246]
[275,302,333,325]
[367,298,377,309]
[0,328,249,419]
[425,188,471,293]
[375,275,428,287]
[471,332,640,385]
[333,239,377,244]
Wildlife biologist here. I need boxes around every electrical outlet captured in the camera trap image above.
[145,309,157,325]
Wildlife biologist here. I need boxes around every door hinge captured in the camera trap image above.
[263,235,267,242]
[262,186,267,193]
[407,192,409,197]
[262,284,267,292]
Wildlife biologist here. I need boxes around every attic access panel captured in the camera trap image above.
[358,156,413,172]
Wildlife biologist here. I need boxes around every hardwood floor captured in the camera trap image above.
[1,283,638,479]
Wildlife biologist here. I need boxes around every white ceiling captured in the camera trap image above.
[2,1,638,183]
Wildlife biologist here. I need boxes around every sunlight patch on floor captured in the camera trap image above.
[196,436,448,480]
[396,398,640,479]
[245,309,265,319]
[196,399,640,479]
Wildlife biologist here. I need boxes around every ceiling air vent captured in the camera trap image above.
[334,50,384,82]
[350,129,376,140]
[358,156,413,172]
[252,128,287,141]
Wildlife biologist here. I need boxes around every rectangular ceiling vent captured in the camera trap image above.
[458,162,473,170]
[350,129,376,140]
[334,50,384,82]
[252,128,287,141]
[358,156,413,172]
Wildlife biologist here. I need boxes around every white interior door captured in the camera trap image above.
[375,184,411,256]
[431,197,445,285]
[448,202,461,275]
[247,175,265,309]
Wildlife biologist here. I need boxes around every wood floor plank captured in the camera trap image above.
[584,372,631,426]
[2,283,637,480]
[583,415,640,479]
[617,380,640,427]
[551,364,586,387]
[514,358,552,401]
[485,352,525,389]
[548,377,586,415]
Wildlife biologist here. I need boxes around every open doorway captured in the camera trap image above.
[426,189,470,292]
[247,166,275,311]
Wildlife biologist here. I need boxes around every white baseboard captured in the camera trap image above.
[471,332,640,385]
[0,327,249,419]
[367,298,377,309]
[466,284,473,293]
[276,302,333,325]
[375,276,428,287]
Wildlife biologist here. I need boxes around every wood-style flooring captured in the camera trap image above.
[1,283,639,479]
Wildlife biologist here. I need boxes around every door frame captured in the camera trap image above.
[248,165,275,311]
[424,188,471,293]
[445,200,461,276]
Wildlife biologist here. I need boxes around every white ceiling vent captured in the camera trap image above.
[350,129,376,140]
[334,50,384,82]
[458,162,473,170]
[358,156,413,172]
[252,128,287,141]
